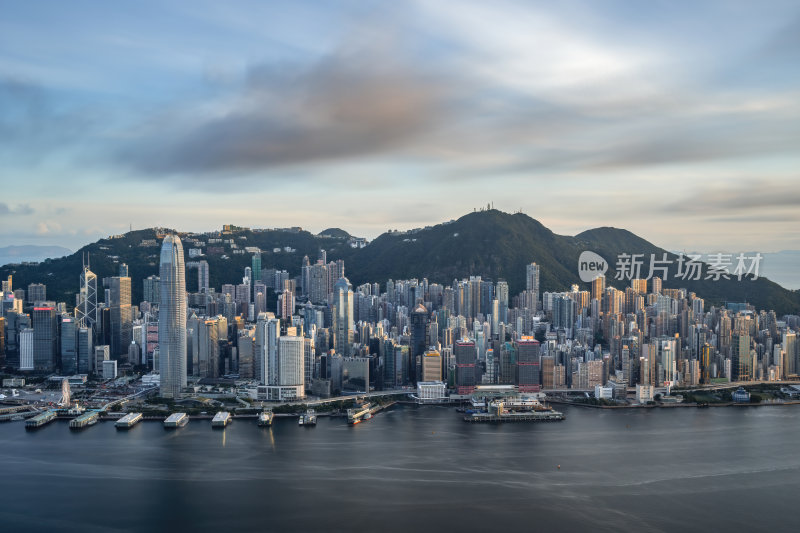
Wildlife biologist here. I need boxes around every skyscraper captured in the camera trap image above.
[309,262,328,304]
[591,274,605,302]
[105,274,131,358]
[33,306,57,373]
[77,259,97,331]
[409,302,429,383]
[159,235,187,398]
[143,275,160,304]
[60,316,77,374]
[278,335,305,398]
[252,254,262,282]
[333,277,354,357]
[526,263,540,310]
[515,336,541,392]
[732,333,751,382]
[495,280,509,324]
[454,339,476,394]
[28,283,46,304]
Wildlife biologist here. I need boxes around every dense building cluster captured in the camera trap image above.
[1,230,798,403]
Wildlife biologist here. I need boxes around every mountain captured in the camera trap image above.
[318,228,351,239]
[0,245,73,267]
[1,210,798,315]
[338,210,800,315]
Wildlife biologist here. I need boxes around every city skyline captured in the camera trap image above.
[1,1,799,251]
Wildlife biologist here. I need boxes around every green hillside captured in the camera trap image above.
[2,210,798,315]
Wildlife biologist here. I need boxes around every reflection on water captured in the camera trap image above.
[2,405,800,532]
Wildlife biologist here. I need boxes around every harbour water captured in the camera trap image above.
[1,404,799,532]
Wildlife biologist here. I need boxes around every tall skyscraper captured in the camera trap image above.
[77,326,93,374]
[159,235,187,398]
[526,263,540,310]
[77,258,97,331]
[252,254,262,282]
[198,317,220,378]
[105,274,131,358]
[33,306,57,373]
[409,302,429,383]
[309,262,328,304]
[60,316,77,374]
[515,336,541,392]
[454,339,476,394]
[591,275,605,302]
[495,280,509,324]
[732,333,751,382]
[143,275,160,304]
[278,335,305,398]
[782,331,797,377]
[186,261,209,293]
[333,277,354,357]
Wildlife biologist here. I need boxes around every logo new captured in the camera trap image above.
[578,251,608,283]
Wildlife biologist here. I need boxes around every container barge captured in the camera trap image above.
[115,412,143,429]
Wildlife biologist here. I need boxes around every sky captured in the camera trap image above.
[1,0,799,253]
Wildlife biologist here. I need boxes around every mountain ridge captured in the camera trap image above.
[1,210,797,315]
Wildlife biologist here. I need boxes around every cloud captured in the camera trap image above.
[115,29,459,176]
[664,179,800,214]
[0,202,34,216]
[35,220,66,236]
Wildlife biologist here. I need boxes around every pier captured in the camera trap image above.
[464,410,566,423]
[25,410,57,429]
[164,412,189,428]
[69,411,99,429]
[211,411,231,428]
[115,412,143,429]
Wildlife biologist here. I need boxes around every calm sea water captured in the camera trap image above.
[1,404,798,532]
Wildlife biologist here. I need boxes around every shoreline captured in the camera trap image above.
[548,399,800,410]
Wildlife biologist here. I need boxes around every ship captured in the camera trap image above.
[69,411,99,429]
[115,412,143,429]
[299,409,317,426]
[164,412,189,428]
[211,411,231,428]
[257,410,274,427]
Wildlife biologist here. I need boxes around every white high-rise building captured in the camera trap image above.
[278,335,305,397]
[159,235,187,398]
[256,315,280,385]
